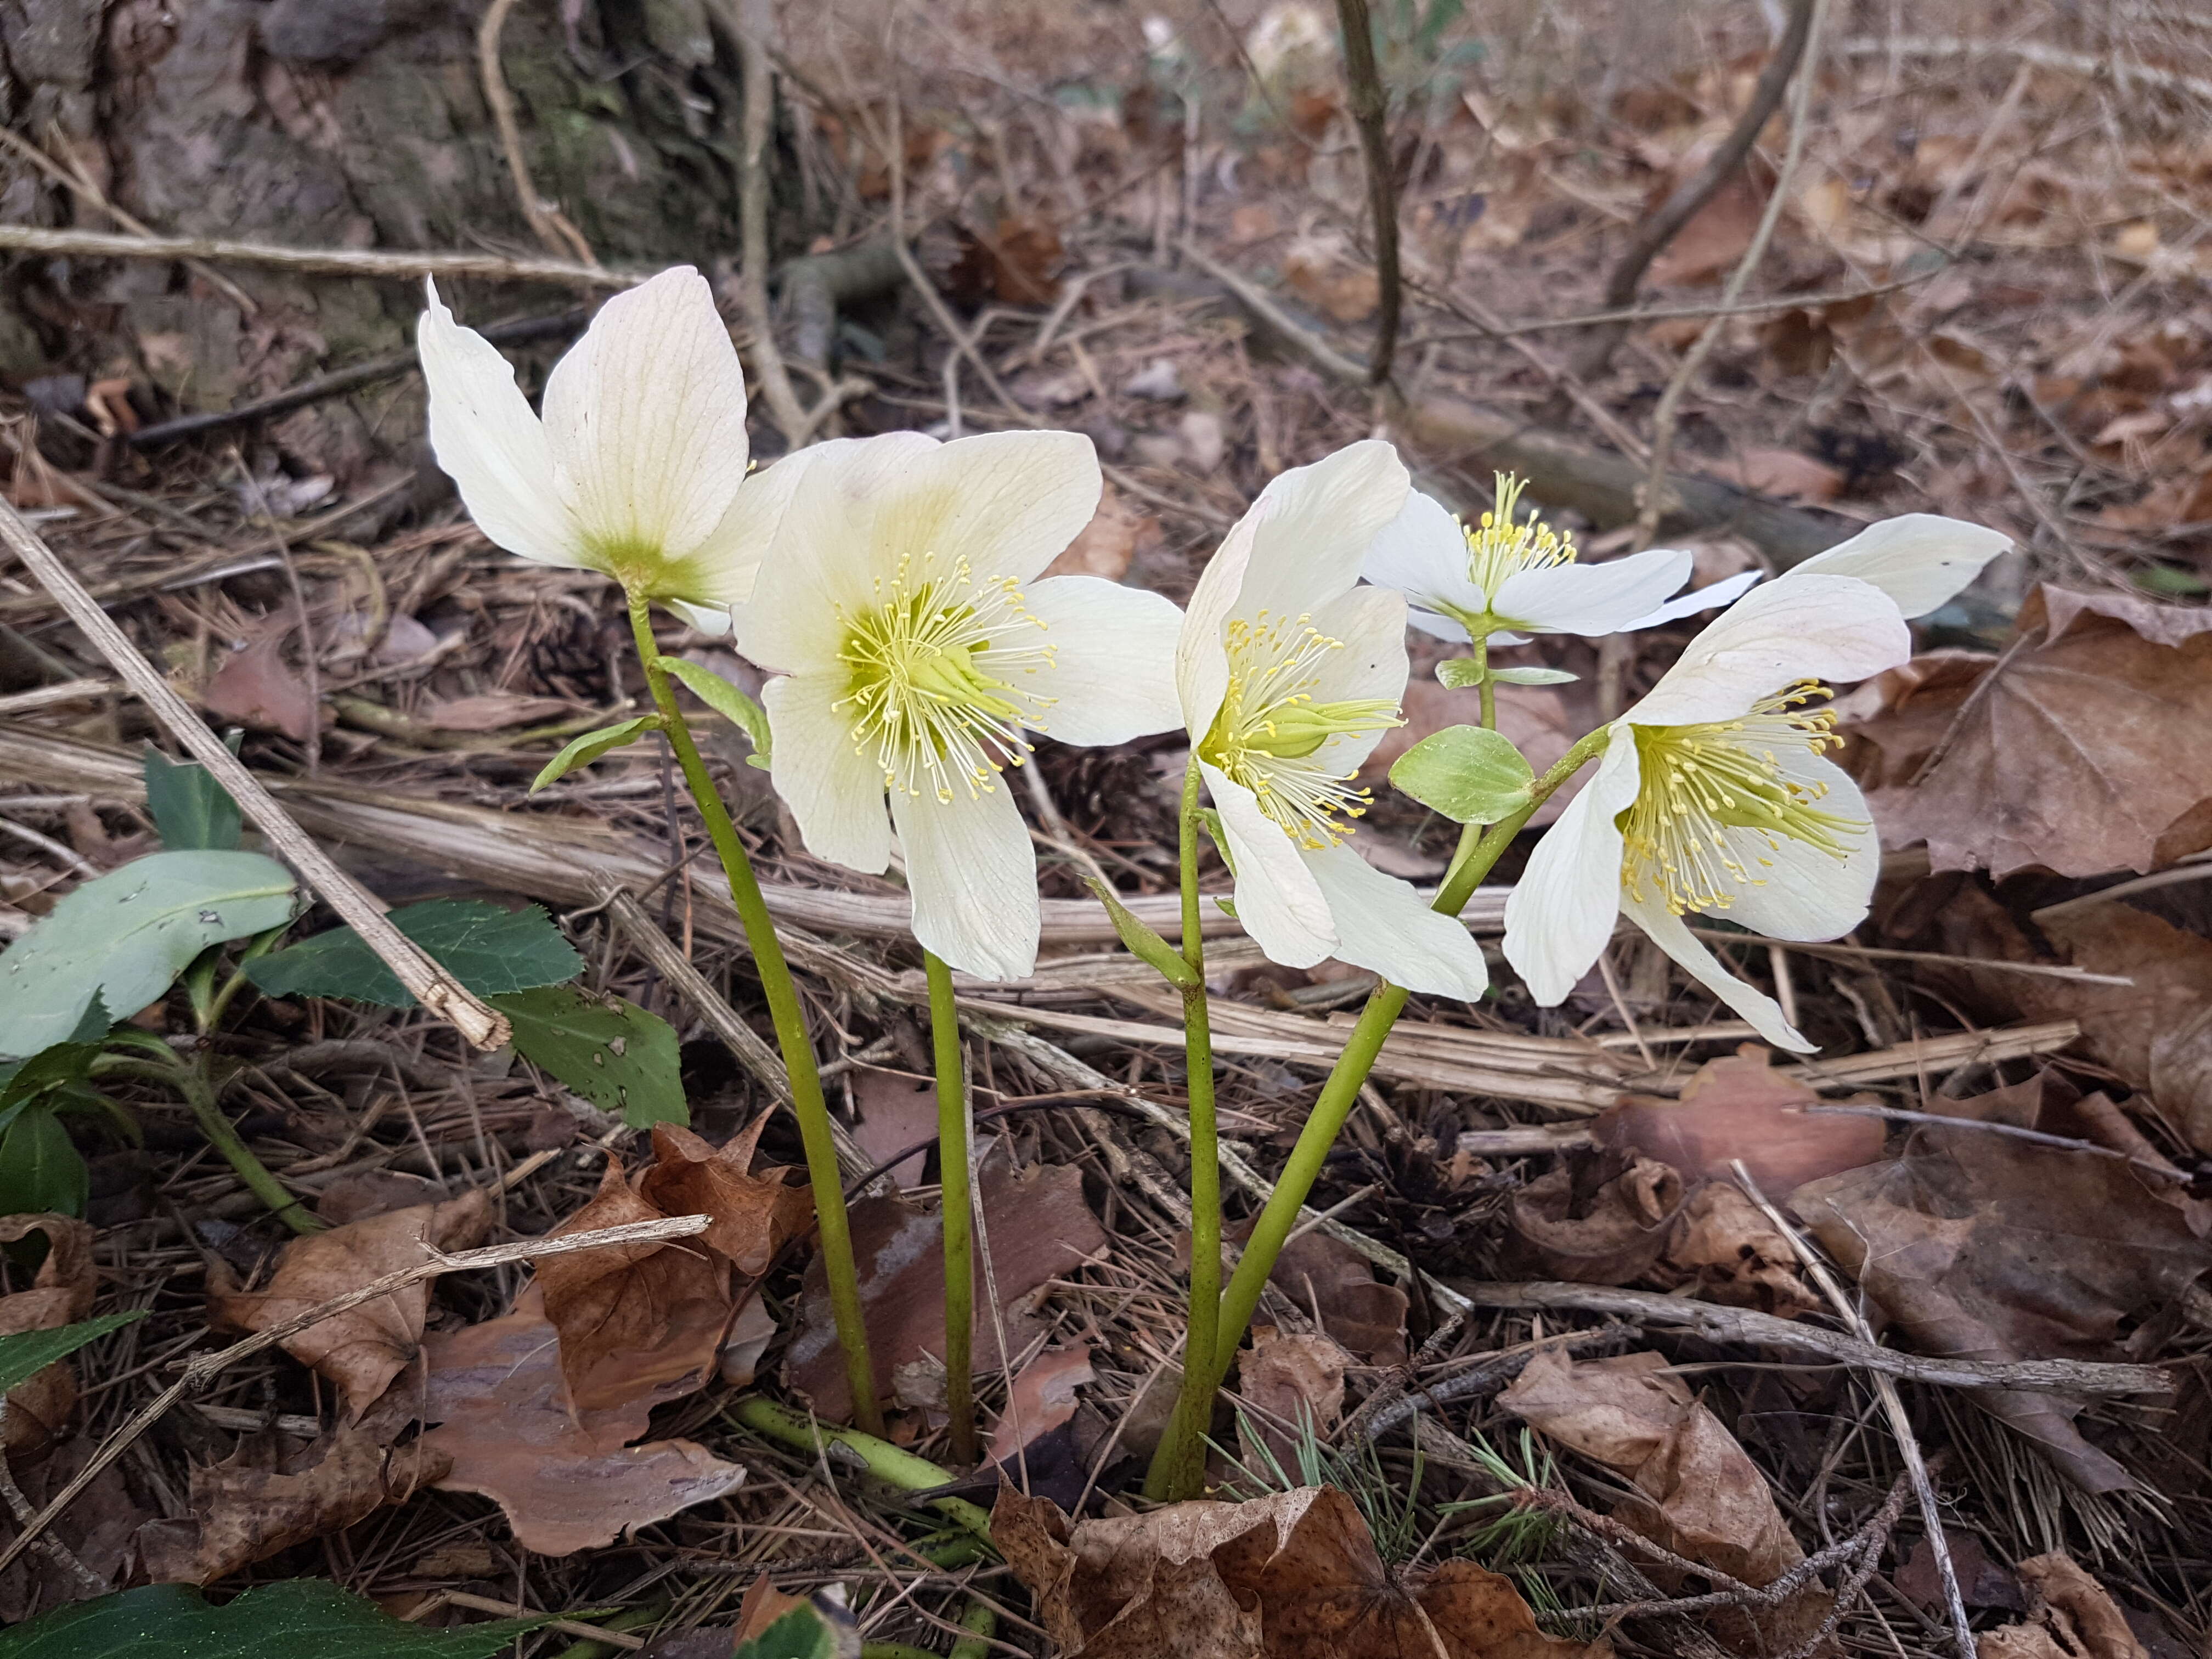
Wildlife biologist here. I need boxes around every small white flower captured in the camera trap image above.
[1178,441,1492,1001]
[1363,476,1754,644]
[417,266,799,634]
[734,430,1184,980]
[1501,516,2009,1051]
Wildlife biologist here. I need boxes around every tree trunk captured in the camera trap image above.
[0,0,768,477]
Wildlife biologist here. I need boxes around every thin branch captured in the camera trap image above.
[0,1214,709,1579]
[1802,1102,2187,1181]
[1332,0,1401,385]
[1572,0,1819,380]
[0,223,629,288]
[713,0,811,445]
[0,500,511,1050]
[477,0,599,266]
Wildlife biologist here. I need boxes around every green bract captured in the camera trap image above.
[656,655,773,767]
[0,850,297,1060]
[1388,725,1535,825]
[1487,664,1578,686]
[530,715,659,793]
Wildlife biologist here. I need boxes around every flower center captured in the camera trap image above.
[1464,473,1576,608]
[1618,682,1862,915]
[1197,610,1400,850]
[835,552,1054,803]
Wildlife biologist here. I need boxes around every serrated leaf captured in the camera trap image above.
[142,740,243,852]
[495,984,686,1128]
[0,1105,87,1218]
[531,716,657,793]
[0,851,298,1060]
[733,1605,856,1659]
[246,900,583,1007]
[0,1312,145,1397]
[1389,725,1536,824]
[0,1579,549,1659]
[657,656,772,764]
[1488,665,1579,686]
[1082,876,1198,989]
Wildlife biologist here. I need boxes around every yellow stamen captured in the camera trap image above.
[1618,681,1862,915]
[1465,473,1576,605]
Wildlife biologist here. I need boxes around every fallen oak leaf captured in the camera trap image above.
[1235,1327,1350,1477]
[1600,1045,1888,1198]
[988,1342,1096,1467]
[0,1214,97,1454]
[994,1483,1607,1659]
[1974,1554,2152,1659]
[208,1190,492,1421]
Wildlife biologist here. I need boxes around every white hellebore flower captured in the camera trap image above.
[1178,441,1492,1001]
[1501,515,2010,1052]
[733,430,1184,981]
[417,265,797,634]
[1362,475,1757,644]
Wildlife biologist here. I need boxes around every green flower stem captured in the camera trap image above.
[1474,633,1496,731]
[98,1049,321,1235]
[732,1396,996,1543]
[1144,759,1222,1502]
[924,949,978,1465]
[1143,725,1612,1497]
[947,1597,998,1659]
[629,594,882,1436]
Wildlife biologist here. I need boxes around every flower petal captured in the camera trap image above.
[1625,573,1910,727]
[1492,548,1695,636]
[732,432,943,674]
[1236,439,1412,622]
[1788,514,2011,619]
[417,280,579,568]
[1020,576,1186,746]
[660,447,827,622]
[1710,751,1878,941]
[763,672,892,874]
[541,267,752,572]
[1621,890,1814,1051]
[1304,584,1409,776]
[1408,608,1475,644]
[1202,762,1335,969]
[1302,843,1489,999]
[1615,569,1762,631]
[891,781,1039,980]
[1501,731,1639,1005]
[1362,489,1486,619]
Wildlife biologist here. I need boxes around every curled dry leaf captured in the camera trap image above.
[1845,585,2212,878]
[1792,1090,2210,1494]
[1497,1349,1828,1654]
[1974,1554,2153,1659]
[1601,1045,1888,1198]
[787,1160,1107,1424]
[1659,1182,1821,1318]
[136,1426,450,1585]
[208,1190,492,1422]
[1510,1155,1685,1285]
[202,626,320,743]
[1235,1327,1350,1476]
[1258,1227,1409,1366]
[0,1214,96,1454]
[419,1285,748,1556]
[995,1483,1608,1659]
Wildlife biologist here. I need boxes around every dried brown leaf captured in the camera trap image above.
[1846,586,2212,878]
[419,1287,748,1555]
[1602,1045,1888,1197]
[847,1067,941,1189]
[1236,1327,1350,1474]
[787,1160,1106,1424]
[990,1342,1095,1465]
[1713,448,1845,503]
[203,627,319,743]
[0,1215,96,1454]
[208,1190,491,1421]
[1261,1228,1409,1365]
[1045,485,1156,582]
[1973,1555,2152,1659]
[422,691,574,731]
[995,1483,1607,1659]
[1510,1156,1684,1285]
[1658,1182,1821,1317]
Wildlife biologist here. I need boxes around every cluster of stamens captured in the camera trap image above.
[834,552,1054,804]
[1464,473,1577,604]
[1199,610,1400,850]
[1618,681,1863,915]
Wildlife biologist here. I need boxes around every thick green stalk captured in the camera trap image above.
[1143,725,1611,1496]
[924,950,978,1465]
[947,1598,998,1659]
[99,1050,321,1235]
[731,1396,995,1543]
[1147,759,1221,1501]
[628,595,882,1436]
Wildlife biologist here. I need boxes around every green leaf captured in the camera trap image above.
[0,1312,145,1396]
[0,851,298,1060]
[1081,876,1198,989]
[246,900,583,1007]
[1487,665,1579,686]
[1195,806,1237,878]
[0,1104,88,1218]
[530,715,657,793]
[732,1604,860,1659]
[142,740,243,852]
[1435,657,1487,690]
[0,1579,550,1659]
[657,656,772,765]
[1389,725,1536,824]
[495,984,686,1128]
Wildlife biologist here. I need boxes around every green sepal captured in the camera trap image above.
[530,715,660,793]
[656,656,772,766]
[1389,724,1536,824]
